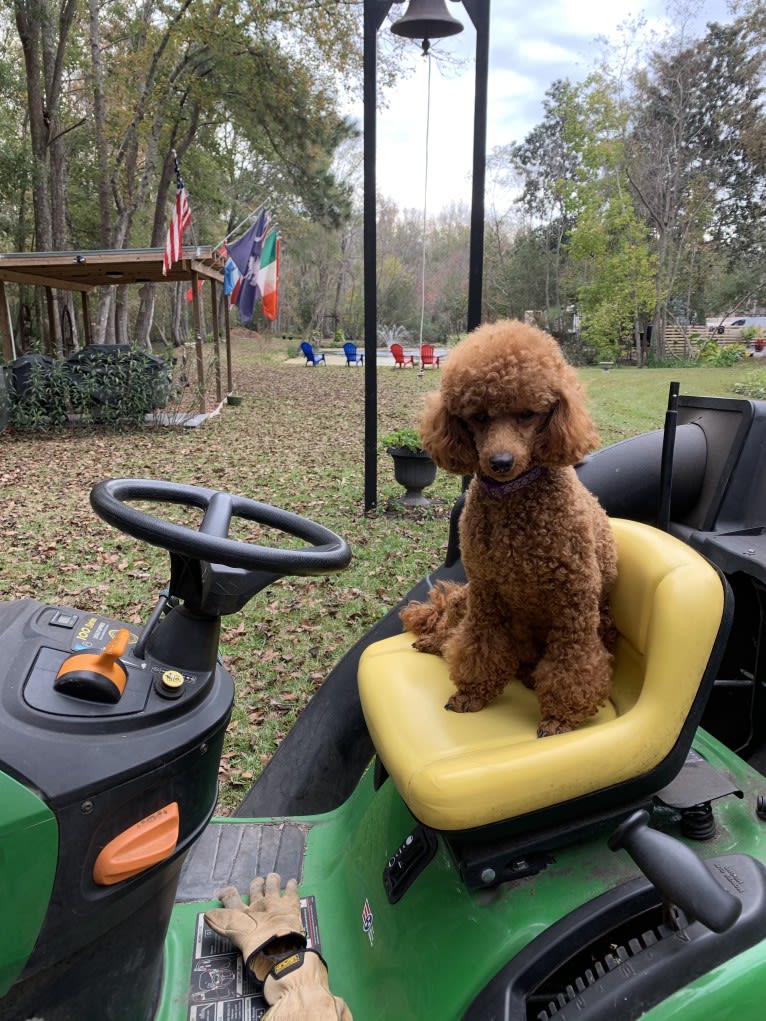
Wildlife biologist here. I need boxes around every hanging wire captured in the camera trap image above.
[417,49,432,375]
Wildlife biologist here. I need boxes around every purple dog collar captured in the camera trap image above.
[479,465,548,499]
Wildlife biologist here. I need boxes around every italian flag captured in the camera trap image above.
[257,230,280,321]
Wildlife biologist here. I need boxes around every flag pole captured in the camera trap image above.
[215,203,266,252]
[171,150,198,250]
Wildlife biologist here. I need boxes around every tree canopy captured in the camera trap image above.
[1,2,765,363]
[1,0,363,348]
[502,8,766,359]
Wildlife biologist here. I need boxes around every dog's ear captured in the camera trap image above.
[534,384,600,466]
[419,391,478,474]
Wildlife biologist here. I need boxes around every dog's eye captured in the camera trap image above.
[517,410,536,422]
[472,412,490,424]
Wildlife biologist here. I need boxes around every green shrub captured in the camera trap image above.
[9,359,69,432]
[66,347,172,426]
[694,338,748,367]
[8,346,172,433]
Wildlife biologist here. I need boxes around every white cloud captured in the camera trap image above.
[370,0,732,212]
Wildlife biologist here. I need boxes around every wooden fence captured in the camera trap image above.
[662,325,748,358]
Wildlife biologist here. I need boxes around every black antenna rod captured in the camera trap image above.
[657,381,680,531]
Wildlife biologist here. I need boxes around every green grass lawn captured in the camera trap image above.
[1,338,762,810]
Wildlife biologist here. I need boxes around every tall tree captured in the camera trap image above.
[627,17,766,356]
[564,76,657,361]
[508,80,584,319]
[13,0,79,352]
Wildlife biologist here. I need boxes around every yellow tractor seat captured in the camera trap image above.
[358,519,731,838]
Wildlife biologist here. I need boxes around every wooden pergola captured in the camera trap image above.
[0,246,231,413]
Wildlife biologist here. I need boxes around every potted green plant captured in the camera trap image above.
[381,427,437,506]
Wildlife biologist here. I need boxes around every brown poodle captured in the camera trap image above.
[400,319,618,737]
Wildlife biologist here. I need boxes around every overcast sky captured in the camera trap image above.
[369,0,735,212]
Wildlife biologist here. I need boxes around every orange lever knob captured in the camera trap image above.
[55,628,131,704]
[93,802,180,885]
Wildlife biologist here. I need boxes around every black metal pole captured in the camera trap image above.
[463,0,490,333]
[363,2,393,513]
[363,1,378,513]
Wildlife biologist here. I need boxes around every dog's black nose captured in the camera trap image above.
[489,453,514,474]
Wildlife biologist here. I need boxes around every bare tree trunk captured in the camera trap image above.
[15,0,79,356]
[116,284,130,345]
[15,0,52,251]
[87,0,114,345]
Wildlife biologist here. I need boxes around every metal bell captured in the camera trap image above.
[390,0,464,42]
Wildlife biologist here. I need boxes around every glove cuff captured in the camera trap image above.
[246,931,308,981]
[267,947,328,980]
[262,947,329,994]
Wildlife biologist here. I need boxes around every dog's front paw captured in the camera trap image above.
[445,692,488,713]
[412,634,443,655]
[537,717,575,737]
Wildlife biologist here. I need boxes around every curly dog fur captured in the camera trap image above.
[400,319,618,736]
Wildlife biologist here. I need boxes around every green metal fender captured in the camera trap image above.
[0,771,58,995]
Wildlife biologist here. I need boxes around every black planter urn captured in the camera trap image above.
[387,447,437,506]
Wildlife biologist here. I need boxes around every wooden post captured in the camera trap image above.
[0,280,16,361]
[45,288,59,356]
[210,281,222,403]
[190,271,205,413]
[224,294,233,394]
[80,292,92,347]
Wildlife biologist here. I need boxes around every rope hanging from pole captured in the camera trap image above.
[418,49,432,375]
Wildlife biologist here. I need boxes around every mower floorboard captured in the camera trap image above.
[176,821,309,901]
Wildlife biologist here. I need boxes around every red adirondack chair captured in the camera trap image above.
[390,343,415,368]
[420,344,440,368]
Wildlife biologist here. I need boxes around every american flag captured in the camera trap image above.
[162,153,192,276]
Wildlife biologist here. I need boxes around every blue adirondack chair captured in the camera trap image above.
[300,341,326,366]
[343,342,363,366]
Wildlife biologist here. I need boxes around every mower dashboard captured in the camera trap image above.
[23,605,211,720]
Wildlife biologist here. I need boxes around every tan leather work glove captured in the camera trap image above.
[263,949,353,1020]
[204,872,306,980]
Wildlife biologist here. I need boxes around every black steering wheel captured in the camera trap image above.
[90,479,351,577]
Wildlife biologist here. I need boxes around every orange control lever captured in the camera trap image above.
[54,628,131,704]
[93,802,180,885]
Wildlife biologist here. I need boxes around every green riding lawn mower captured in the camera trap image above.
[5,391,766,1020]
